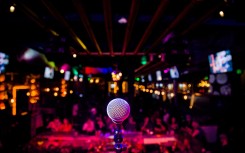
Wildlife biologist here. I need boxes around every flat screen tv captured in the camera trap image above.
[64,71,71,81]
[140,75,145,82]
[156,70,162,81]
[44,67,54,79]
[0,52,9,74]
[208,49,233,74]
[148,74,152,82]
[170,66,179,79]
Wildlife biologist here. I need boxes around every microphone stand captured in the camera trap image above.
[113,124,127,153]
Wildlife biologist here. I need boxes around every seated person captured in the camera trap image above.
[182,114,193,129]
[190,120,206,142]
[95,115,107,134]
[47,117,62,132]
[140,115,154,134]
[124,115,137,132]
[60,118,73,132]
[82,117,96,135]
[180,113,193,134]
[103,115,116,133]
[188,120,207,152]
[168,116,179,132]
[153,117,168,135]
[215,133,233,153]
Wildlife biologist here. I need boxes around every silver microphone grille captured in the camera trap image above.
[106,98,130,124]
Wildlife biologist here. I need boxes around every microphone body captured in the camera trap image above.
[106,98,130,124]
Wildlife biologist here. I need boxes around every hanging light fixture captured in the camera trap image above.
[9,3,16,13]
[111,64,122,81]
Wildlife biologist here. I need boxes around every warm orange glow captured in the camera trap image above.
[60,79,67,97]
[30,79,36,83]
[0,92,6,100]
[21,111,28,116]
[37,141,44,146]
[30,84,36,89]
[44,88,50,92]
[29,77,40,104]
[0,84,5,91]
[29,98,38,104]
[10,99,14,103]
[53,87,59,91]
[111,71,122,81]
[0,102,5,110]
[183,95,188,100]
[30,90,39,97]
[12,85,30,116]
[122,81,128,93]
[198,80,210,87]
[108,82,119,94]
[54,92,58,96]
[0,74,5,82]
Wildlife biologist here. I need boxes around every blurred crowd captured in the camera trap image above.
[1,91,243,153]
[42,102,236,153]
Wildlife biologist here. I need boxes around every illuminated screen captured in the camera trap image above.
[44,67,54,79]
[148,74,152,82]
[156,70,162,81]
[0,52,9,74]
[170,66,179,79]
[208,50,233,74]
[64,71,71,81]
[141,75,145,82]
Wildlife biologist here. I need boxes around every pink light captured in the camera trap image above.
[162,32,174,44]
[118,17,127,24]
[164,68,170,73]
[60,63,70,71]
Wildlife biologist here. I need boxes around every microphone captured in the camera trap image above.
[106,98,130,153]
[106,98,130,124]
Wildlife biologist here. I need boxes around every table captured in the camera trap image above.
[143,135,176,145]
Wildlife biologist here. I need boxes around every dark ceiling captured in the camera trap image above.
[1,0,245,79]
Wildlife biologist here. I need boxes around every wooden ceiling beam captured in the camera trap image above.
[78,52,145,56]
[17,2,59,37]
[41,0,90,54]
[73,0,102,55]
[134,61,166,76]
[180,2,222,36]
[145,1,196,54]
[122,0,140,55]
[133,0,170,54]
[103,0,114,56]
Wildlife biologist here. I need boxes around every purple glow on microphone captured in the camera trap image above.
[107,98,130,124]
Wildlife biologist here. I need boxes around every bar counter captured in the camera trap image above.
[25,131,176,152]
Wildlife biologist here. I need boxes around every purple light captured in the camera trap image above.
[164,68,170,73]
[60,63,70,71]
[118,17,127,24]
